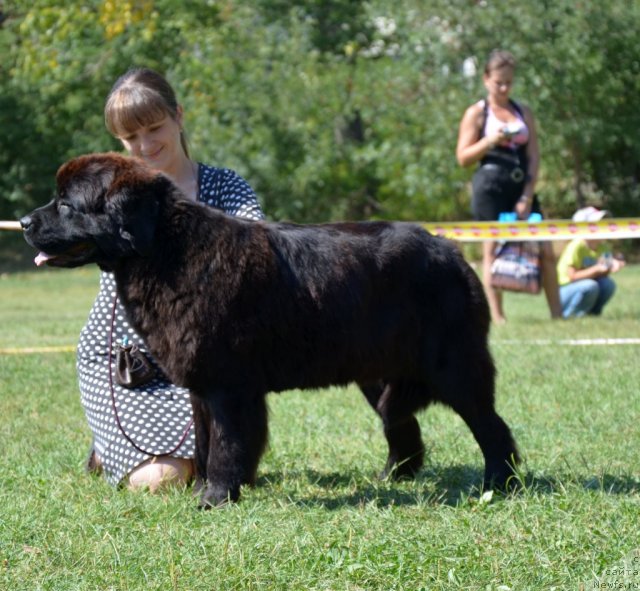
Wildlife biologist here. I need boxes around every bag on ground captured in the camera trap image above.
[490,241,541,294]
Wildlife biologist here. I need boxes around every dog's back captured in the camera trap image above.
[142,203,489,393]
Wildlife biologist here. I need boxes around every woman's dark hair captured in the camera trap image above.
[484,50,516,75]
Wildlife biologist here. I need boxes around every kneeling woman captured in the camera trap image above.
[80,68,264,491]
[556,208,624,318]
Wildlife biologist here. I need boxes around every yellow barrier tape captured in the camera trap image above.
[423,218,640,242]
[0,345,76,355]
[3,218,640,241]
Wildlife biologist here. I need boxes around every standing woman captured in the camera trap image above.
[456,50,561,324]
[80,67,264,490]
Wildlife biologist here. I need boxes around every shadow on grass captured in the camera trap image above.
[256,466,640,509]
[519,471,640,496]
[259,465,493,509]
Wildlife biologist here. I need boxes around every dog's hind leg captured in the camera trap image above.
[433,346,519,491]
[359,381,427,480]
[462,407,519,491]
[195,389,268,508]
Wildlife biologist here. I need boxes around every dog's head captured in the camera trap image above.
[21,152,171,270]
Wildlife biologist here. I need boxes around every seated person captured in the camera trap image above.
[556,207,625,318]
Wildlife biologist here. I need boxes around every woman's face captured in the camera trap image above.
[483,66,514,103]
[115,111,183,171]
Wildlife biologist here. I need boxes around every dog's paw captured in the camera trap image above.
[483,458,521,495]
[191,477,206,498]
[379,454,423,481]
[198,484,240,509]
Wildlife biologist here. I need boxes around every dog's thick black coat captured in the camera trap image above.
[21,153,519,506]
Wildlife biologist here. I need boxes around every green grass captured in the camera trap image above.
[1,266,639,590]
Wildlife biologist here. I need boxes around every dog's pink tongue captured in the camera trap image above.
[34,252,54,267]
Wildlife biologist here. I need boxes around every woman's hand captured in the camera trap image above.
[457,103,507,167]
[611,258,626,273]
[515,196,532,220]
[490,128,510,148]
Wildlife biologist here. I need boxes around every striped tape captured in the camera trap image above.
[2,340,639,356]
[423,218,640,242]
[0,345,76,355]
[3,218,640,242]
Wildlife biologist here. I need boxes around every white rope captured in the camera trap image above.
[493,338,640,346]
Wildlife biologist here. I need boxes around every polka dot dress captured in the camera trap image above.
[77,164,264,486]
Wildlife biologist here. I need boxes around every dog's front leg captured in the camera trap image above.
[189,396,210,496]
[194,388,268,509]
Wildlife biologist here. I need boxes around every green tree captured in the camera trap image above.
[0,0,217,218]
[2,0,638,226]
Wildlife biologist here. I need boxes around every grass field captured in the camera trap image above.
[1,263,639,590]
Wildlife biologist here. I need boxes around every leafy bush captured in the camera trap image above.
[2,0,639,224]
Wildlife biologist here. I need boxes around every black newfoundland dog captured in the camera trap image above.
[21,153,519,507]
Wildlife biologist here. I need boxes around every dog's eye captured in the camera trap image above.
[58,202,73,214]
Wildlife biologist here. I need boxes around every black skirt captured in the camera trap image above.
[471,162,541,221]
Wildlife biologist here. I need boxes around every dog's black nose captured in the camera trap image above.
[20,215,32,231]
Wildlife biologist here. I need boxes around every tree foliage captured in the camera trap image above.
[1,0,638,223]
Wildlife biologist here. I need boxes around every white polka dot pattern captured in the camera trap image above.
[78,163,264,485]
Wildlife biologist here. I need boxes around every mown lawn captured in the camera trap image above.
[1,264,639,590]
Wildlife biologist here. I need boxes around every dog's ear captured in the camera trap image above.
[118,196,159,256]
[107,176,164,257]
